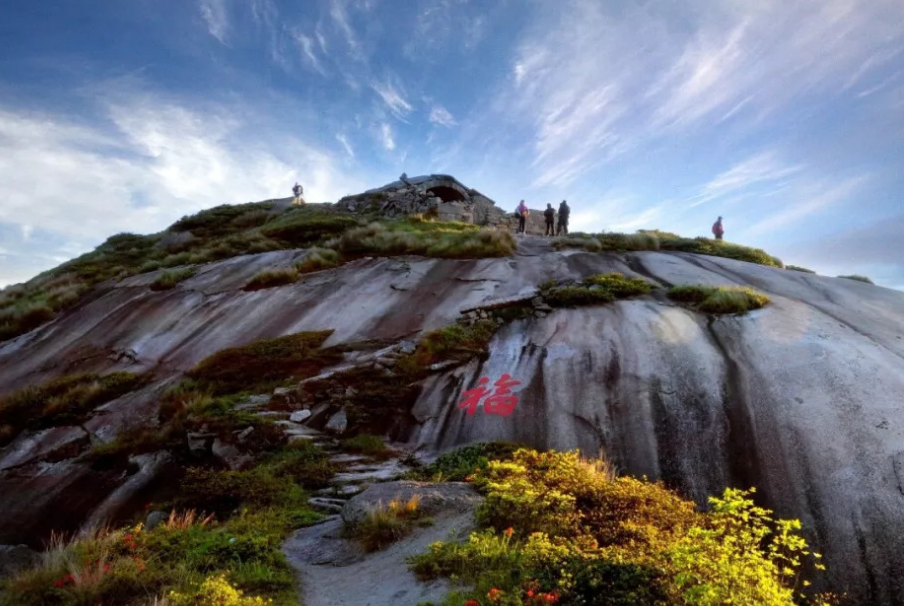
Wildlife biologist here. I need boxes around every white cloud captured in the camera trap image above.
[199,0,230,44]
[371,79,413,119]
[330,0,359,54]
[688,152,803,208]
[0,97,361,284]
[429,105,457,128]
[379,122,395,151]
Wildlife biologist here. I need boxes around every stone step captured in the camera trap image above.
[308,498,344,514]
[328,454,371,465]
[315,484,364,497]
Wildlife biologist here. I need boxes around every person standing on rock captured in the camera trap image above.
[712,216,724,240]
[516,200,529,234]
[292,182,305,206]
[557,200,570,235]
[544,203,556,237]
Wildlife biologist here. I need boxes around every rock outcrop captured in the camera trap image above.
[1,236,904,604]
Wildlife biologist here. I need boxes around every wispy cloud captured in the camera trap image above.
[329,0,359,54]
[336,132,354,157]
[199,0,230,44]
[379,122,395,151]
[688,152,803,208]
[429,105,457,128]
[294,32,327,75]
[748,175,868,235]
[371,78,413,119]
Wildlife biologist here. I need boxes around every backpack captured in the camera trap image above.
[712,222,723,235]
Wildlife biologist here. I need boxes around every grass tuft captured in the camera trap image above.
[341,433,390,457]
[150,268,197,291]
[335,220,515,259]
[668,284,770,314]
[243,268,299,291]
[786,265,816,274]
[345,496,425,552]
[295,247,340,274]
[838,274,874,284]
[540,273,654,308]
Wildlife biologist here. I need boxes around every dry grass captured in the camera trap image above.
[243,268,299,291]
[346,495,425,552]
[295,247,340,273]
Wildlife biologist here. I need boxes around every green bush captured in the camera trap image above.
[540,273,654,308]
[172,202,276,238]
[668,285,770,314]
[786,265,816,274]
[838,274,874,284]
[185,331,342,395]
[243,268,299,291]
[398,321,498,373]
[150,267,197,291]
[178,467,306,517]
[409,442,522,482]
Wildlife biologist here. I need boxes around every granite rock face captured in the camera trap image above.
[1,238,903,604]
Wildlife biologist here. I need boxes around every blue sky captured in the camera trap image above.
[0,0,902,288]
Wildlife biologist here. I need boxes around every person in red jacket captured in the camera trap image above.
[712,216,724,240]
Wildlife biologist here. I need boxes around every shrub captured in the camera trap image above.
[243,268,299,291]
[151,268,197,291]
[668,285,770,314]
[398,321,498,373]
[838,274,874,284]
[295,247,340,273]
[185,331,341,395]
[172,202,276,238]
[540,273,654,308]
[267,441,336,488]
[409,447,827,606]
[409,442,522,482]
[0,371,150,445]
[786,265,816,274]
[168,574,271,606]
[177,467,306,517]
[345,496,425,552]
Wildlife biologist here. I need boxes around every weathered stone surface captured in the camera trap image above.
[0,427,89,472]
[324,409,348,435]
[145,510,168,531]
[341,481,481,525]
[1,236,903,603]
[0,544,39,580]
[289,409,312,423]
[211,440,253,471]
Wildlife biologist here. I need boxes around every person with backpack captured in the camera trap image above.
[712,216,724,240]
[543,203,556,236]
[557,200,570,235]
[516,200,529,234]
[292,182,305,205]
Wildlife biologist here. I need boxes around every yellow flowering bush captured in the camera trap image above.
[169,574,272,606]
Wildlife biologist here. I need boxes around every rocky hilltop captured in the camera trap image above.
[1,178,903,605]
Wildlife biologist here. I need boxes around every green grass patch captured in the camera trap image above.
[150,267,197,291]
[243,268,299,291]
[185,331,342,395]
[786,265,816,274]
[838,274,874,284]
[261,208,361,245]
[397,320,498,373]
[540,272,654,308]
[0,372,150,446]
[668,285,770,314]
[334,220,515,259]
[407,447,830,606]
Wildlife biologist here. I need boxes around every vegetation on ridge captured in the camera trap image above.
[409,447,834,606]
[838,274,874,284]
[554,230,784,268]
[540,273,655,308]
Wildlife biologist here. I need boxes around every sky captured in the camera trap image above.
[0,0,902,289]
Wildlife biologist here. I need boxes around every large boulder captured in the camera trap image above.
[341,481,481,525]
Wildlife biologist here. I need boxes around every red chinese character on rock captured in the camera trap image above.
[458,377,490,416]
[484,374,521,416]
[456,374,521,417]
